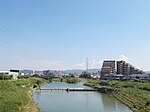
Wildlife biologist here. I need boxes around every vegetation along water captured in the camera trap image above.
[84,80,150,112]
[0,78,48,112]
[1,77,149,112]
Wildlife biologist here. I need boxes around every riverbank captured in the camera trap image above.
[0,78,48,112]
[33,81,131,112]
[84,80,150,112]
[51,77,83,84]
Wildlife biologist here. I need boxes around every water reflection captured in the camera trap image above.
[33,82,132,112]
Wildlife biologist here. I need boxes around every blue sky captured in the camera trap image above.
[0,0,150,70]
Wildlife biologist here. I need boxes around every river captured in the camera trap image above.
[33,82,132,112]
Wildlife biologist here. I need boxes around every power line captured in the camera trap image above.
[0,24,41,57]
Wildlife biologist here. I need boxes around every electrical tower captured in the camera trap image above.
[86,57,88,73]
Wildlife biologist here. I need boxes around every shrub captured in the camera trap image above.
[18,75,29,79]
[0,74,12,80]
[145,100,150,106]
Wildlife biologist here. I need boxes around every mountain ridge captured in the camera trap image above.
[20,68,100,74]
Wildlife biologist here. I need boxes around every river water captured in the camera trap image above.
[33,82,132,112]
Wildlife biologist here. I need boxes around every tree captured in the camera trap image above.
[79,72,91,79]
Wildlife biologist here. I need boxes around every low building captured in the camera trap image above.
[0,70,21,80]
[91,72,100,79]
[129,74,150,81]
[43,70,62,78]
[102,74,125,81]
[43,70,55,77]
[9,69,20,80]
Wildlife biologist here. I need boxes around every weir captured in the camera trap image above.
[37,88,98,92]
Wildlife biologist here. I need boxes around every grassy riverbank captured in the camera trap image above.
[84,80,150,112]
[51,77,82,84]
[63,78,81,84]
[0,78,48,112]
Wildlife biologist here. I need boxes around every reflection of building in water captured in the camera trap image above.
[100,93,117,112]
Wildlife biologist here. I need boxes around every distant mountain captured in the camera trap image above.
[88,69,100,73]
[145,71,150,74]
[20,70,33,74]
[63,70,84,74]
[63,69,100,74]
[20,70,43,74]
[20,68,100,75]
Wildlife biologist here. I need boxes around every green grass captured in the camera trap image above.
[64,78,81,84]
[84,80,150,112]
[0,78,48,112]
[79,78,88,83]
[51,77,82,84]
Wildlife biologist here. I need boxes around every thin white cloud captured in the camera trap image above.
[75,63,86,68]
[90,59,102,69]
[74,59,102,70]
[17,60,64,70]
[15,58,103,70]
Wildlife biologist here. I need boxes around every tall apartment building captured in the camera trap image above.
[117,60,143,75]
[101,60,115,77]
[117,61,130,75]
[117,60,125,75]
[123,63,130,75]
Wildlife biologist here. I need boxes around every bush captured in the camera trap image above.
[0,74,12,80]
[80,72,91,79]
[145,100,150,106]
[18,75,29,79]
[36,79,42,85]
[65,78,79,84]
